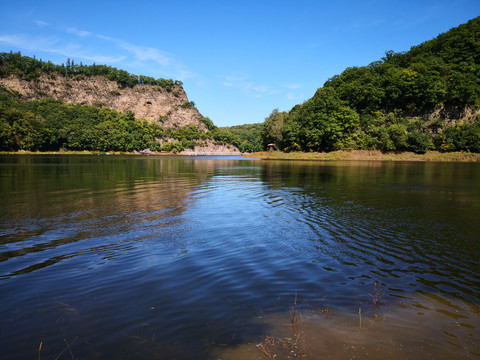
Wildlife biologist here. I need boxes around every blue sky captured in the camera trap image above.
[1,1,478,127]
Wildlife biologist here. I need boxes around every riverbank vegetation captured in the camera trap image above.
[244,150,480,162]
[0,94,228,153]
[258,17,480,155]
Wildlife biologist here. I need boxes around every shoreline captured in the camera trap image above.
[0,150,238,156]
[243,150,480,162]
[1,149,480,162]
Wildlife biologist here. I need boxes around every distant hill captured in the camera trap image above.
[217,123,263,152]
[262,16,480,154]
[0,52,240,154]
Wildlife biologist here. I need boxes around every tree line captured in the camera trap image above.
[211,123,263,152]
[0,95,215,152]
[261,17,480,154]
[0,51,182,90]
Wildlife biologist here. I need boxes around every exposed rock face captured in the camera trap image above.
[0,73,206,130]
[427,105,480,125]
[180,139,242,155]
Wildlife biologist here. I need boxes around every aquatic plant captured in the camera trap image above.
[38,336,78,360]
[369,280,385,307]
[256,293,307,359]
[256,336,277,359]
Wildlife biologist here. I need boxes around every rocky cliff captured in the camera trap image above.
[0,72,207,130]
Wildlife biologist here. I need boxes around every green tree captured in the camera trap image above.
[262,109,286,149]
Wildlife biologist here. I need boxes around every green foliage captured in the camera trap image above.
[0,51,179,91]
[180,101,196,109]
[262,109,286,148]
[0,95,211,153]
[261,16,480,153]
[216,123,263,152]
[166,124,207,141]
[434,121,480,152]
[406,131,433,154]
[283,88,361,152]
[200,116,216,130]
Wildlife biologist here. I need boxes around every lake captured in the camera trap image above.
[0,155,479,359]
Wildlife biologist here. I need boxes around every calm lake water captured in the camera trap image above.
[1,155,479,359]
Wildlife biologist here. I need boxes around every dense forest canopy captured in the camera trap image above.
[0,94,218,152]
[216,123,263,152]
[261,17,480,154]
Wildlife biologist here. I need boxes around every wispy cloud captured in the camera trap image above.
[0,20,196,81]
[0,34,57,50]
[223,74,271,98]
[115,42,172,67]
[287,92,304,100]
[282,83,303,89]
[33,20,48,27]
[0,33,126,64]
[65,27,91,37]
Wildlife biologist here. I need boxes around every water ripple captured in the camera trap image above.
[1,156,479,359]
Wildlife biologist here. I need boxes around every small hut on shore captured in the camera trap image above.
[267,143,277,152]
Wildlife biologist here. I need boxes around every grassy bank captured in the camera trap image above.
[2,149,480,161]
[244,150,480,162]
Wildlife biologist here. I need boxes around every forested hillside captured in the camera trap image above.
[262,17,480,154]
[0,52,239,153]
[215,123,263,152]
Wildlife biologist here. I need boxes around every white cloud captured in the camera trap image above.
[0,21,196,81]
[287,92,304,100]
[0,33,126,64]
[65,27,91,37]
[253,85,268,93]
[117,42,172,66]
[34,20,48,27]
[223,74,271,98]
[0,34,58,51]
[77,53,127,64]
[176,69,196,81]
[66,28,193,80]
[282,83,303,89]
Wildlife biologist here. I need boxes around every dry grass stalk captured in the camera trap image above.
[38,341,43,360]
[286,292,301,327]
[54,336,78,360]
[257,293,308,359]
[369,281,385,306]
[359,307,362,328]
[256,336,277,359]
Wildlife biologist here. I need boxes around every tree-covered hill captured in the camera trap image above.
[262,16,480,154]
[215,123,263,152]
[0,53,240,153]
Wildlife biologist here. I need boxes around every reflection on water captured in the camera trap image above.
[0,155,479,359]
